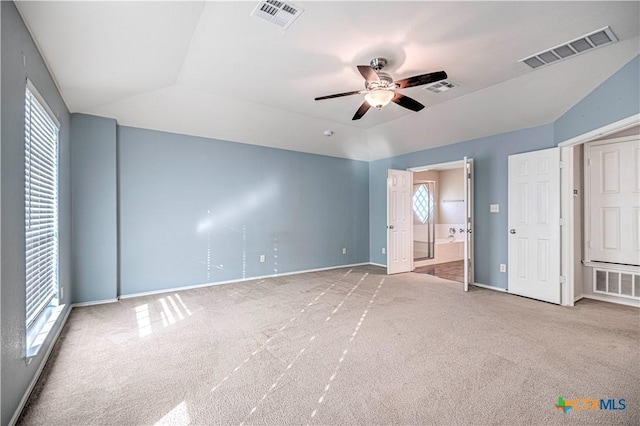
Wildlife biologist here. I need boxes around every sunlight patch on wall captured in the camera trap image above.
[196,180,278,234]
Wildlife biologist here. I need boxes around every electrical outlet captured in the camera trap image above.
[500,264,507,273]
[381,247,386,254]
[490,204,500,213]
[260,255,265,263]
[342,248,347,255]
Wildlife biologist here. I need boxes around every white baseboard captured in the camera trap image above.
[369,262,386,268]
[472,282,508,292]
[581,294,640,308]
[72,298,119,307]
[119,262,371,300]
[9,305,73,426]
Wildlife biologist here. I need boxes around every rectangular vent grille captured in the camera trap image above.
[424,80,457,94]
[520,26,618,70]
[593,267,640,301]
[251,0,304,30]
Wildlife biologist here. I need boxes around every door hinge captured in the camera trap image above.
[559,161,565,169]
[560,218,566,226]
[560,276,566,284]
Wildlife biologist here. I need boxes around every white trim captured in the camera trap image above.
[408,159,466,172]
[369,262,386,268]
[119,263,371,300]
[560,145,575,306]
[586,134,639,147]
[582,294,640,308]
[71,298,119,308]
[583,261,640,274]
[9,305,73,426]
[25,79,60,128]
[583,142,592,263]
[471,282,508,292]
[557,113,640,147]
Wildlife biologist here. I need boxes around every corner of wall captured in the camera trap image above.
[70,114,118,304]
[554,55,640,144]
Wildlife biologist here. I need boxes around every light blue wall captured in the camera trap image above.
[369,124,555,289]
[1,2,71,424]
[555,55,640,143]
[70,114,118,304]
[118,126,370,296]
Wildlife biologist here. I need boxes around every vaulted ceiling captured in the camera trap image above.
[16,1,640,161]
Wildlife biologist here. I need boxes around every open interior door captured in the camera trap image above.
[508,147,561,304]
[387,169,412,274]
[463,157,474,291]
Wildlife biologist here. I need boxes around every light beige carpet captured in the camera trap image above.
[18,265,640,425]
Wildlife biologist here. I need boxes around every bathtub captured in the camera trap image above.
[414,238,464,266]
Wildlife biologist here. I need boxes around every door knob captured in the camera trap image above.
[388,225,394,229]
[510,229,516,234]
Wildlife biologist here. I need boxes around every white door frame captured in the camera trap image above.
[463,157,474,291]
[408,158,474,290]
[558,113,640,306]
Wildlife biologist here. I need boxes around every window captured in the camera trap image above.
[412,183,434,224]
[24,84,59,333]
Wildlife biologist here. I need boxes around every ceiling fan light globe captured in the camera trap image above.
[364,90,394,109]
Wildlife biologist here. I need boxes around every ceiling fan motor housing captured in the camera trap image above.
[365,72,395,91]
[370,57,388,71]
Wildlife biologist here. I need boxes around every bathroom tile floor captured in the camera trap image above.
[413,260,464,283]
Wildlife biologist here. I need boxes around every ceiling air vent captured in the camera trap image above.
[520,26,618,70]
[251,0,304,30]
[423,80,457,94]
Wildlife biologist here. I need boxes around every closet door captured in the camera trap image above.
[508,148,561,304]
[586,137,640,266]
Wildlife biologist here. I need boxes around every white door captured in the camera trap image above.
[508,148,561,304]
[586,137,640,266]
[463,157,474,291]
[387,169,412,274]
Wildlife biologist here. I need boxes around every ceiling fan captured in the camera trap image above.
[314,58,447,120]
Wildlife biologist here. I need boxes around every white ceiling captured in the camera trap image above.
[16,1,640,161]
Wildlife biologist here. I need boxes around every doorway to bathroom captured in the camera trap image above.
[408,159,473,287]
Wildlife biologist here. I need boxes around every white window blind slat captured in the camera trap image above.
[24,86,59,328]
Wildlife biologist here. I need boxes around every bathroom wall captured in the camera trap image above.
[438,168,465,224]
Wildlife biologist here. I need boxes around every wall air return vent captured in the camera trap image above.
[593,267,640,301]
[520,26,618,70]
[423,80,457,94]
[251,0,304,30]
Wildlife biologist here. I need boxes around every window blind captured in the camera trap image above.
[24,86,59,328]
